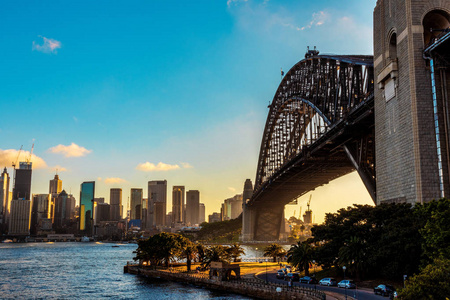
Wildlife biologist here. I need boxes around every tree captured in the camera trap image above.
[338,236,367,280]
[226,243,245,262]
[202,245,229,267]
[263,243,285,262]
[287,241,314,276]
[175,235,196,272]
[133,232,183,268]
[399,258,450,300]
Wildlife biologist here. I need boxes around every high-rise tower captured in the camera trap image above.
[79,181,95,235]
[130,188,143,220]
[9,162,32,236]
[185,190,200,225]
[172,185,184,224]
[148,180,167,227]
[0,168,10,224]
[110,188,123,221]
[49,174,62,195]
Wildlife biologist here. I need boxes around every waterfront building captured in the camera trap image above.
[79,181,95,235]
[185,190,200,225]
[208,212,221,223]
[130,188,143,220]
[9,162,32,236]
[30,194,52,234]
[0,168,10,226]
[199,203,205,224]
[148,180,167,227]
[172,185,184,224]
[110,188,123,221]
[49,174,62,195]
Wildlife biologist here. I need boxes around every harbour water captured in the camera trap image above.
[0,242,252,299]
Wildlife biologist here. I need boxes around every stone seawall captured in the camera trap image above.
[125,265,325,300]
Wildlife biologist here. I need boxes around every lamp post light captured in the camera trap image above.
[343,266,347,300]
[312,260,316,291]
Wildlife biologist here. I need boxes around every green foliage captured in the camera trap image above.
[263,243,286,262]
[202,245,230,267]
[226,243,246,262]
[415,198,450,262]
[398,258,450,300]
[196,216,242,243]
[311,203,423,280]
[287,241,314,276]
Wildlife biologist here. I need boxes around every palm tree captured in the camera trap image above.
[338,236,367,280]
[227,243,246,262]
[202,245,229,267]
[287,241,314,276]
[263,243,286,262]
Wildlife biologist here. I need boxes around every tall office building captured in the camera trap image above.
[172,185,185,224]
[199,203,205,224]
[54,190,73,230]
[185,190,200,225]
[0,168,10,223]
[49,174,62,195]
[141,198,147,229]
[30,194,52,234]
[96,203,110,223]
[79,181,95,235]
[110,188,123,221]
[9,162,33,236]
[130,188,143,220]
[148,180,167,227]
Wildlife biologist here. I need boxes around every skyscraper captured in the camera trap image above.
[172,186,184,224]
[49,174,62,195]
[199,203,205,224]
[0,168,10,224]
[110,188,122,221]
[79,181,95,235]
[148,180,167,227]
[186,190,200,225]
[30,194,52,234]
[130,188,143,220]
[9,162,32,236]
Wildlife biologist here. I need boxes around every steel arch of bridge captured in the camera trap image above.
[252,55,375,209]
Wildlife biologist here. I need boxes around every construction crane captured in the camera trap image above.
[12,145,23,169]
[26,143,34,163]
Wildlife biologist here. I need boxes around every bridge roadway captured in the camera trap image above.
[257,269,384,300]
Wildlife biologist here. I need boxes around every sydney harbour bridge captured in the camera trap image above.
[242,1,450,241]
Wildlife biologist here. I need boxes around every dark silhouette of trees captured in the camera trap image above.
[263,243,286,262]
[287,241,314,276]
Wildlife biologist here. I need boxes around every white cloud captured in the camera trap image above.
[104,177,127,184]
[32,36,61,54]
[97,177,102,181]
[227,0,248,7]
[228,187,236,192]
[51,165,68,173]
[136,162,181,172]
[300,11,329,30]
[48,143,92,158]
[0,149,47,169]
[181,162,194,169]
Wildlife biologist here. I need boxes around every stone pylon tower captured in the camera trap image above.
[374,0,450,204]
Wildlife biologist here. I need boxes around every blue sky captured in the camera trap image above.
[0,0,376,221]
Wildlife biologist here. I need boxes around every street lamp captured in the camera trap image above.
[312,260,316,291]
[343,266,347,300]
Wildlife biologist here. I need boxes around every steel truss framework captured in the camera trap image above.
[251,55,375,240]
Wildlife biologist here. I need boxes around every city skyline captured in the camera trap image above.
[0,0,376,222]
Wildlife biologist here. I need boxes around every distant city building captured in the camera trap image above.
[110,188,123,221]
[94,197,105,204]
[130,188,143,220]
[172,185,185,224]
[30,194,51,235]
[9,162,33,236]
[49,174,62,195]
[0,168,10,226]
[208,212,221,223]
[199,203,205,224]
[166,211,172,226]
[96,203,110,223]
[54,190,74,231]
[141,198,147,229]
[186,190,200,225]
[148,180,167,227]
[221,194,243,221]
[79,181,95,235]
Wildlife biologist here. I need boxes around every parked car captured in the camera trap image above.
[374,284,396,297]
[284,272,300,282]
[319,277,337,286]
[337,279,356,289]
[276,270,286,279]
[300,276,318,284]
